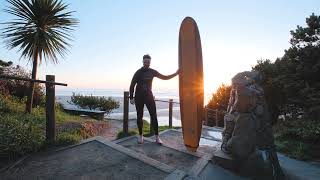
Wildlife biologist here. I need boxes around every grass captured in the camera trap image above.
[116,120,180,139]
[0,94,98,166]
[273,119,320,161]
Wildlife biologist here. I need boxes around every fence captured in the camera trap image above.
[121,91,225,134]
[204,107,226,127]
[0,75,67,144]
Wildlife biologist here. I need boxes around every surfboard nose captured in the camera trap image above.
[182,16,196,23]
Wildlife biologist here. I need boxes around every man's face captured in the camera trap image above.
[143,58,151,68]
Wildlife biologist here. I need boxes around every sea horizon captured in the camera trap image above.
[56,88,182,126]
[56,88,212,103]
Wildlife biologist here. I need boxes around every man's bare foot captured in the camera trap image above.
[155,135,163,145]
[137,135,144,144]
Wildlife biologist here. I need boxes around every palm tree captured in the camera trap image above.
[1,0,78,113]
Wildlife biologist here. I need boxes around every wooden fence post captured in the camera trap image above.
[215,110,218,126]
[204,108,208,126]
[123,91,129,134]
[45,75,56,144]
[169,99,173,128]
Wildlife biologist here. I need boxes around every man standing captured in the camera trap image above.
[129,54,179,144]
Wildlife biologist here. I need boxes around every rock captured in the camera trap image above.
[221,70,285,179]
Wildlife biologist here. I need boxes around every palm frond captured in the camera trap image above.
[1,0,79,63]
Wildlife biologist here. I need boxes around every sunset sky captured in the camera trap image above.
[0,0,319,95]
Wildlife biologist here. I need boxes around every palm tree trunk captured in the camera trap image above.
[25,52,38,113]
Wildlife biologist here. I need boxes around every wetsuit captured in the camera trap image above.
[129,67,172,135]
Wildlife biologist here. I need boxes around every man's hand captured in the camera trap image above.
[130,99,135,105]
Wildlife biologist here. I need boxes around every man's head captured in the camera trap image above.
[142,54,151,68]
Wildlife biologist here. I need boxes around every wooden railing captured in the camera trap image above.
[121,91,225,134]
[0,75,67,144]
[122,91,179,134]
[204,107,225,127]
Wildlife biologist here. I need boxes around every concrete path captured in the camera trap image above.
[1,137,181,180]
[2,127,320,180]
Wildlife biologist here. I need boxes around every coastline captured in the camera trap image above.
[56,95,182,127]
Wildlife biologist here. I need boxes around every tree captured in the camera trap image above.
[206,84,231,111]
[279,13,320,113]
[252,13,320,120]
[1,0,78,113]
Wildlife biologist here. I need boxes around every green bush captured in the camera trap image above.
[273,118,320,160]
[0,64,45,107]
[70,93,120,115]
[56,131,82,146]
[275,119,320,143]
[116,120,179,139]
[0,113,45,157]
[0,96,11,113]
[116,130,137,139]
[0,95,89,161]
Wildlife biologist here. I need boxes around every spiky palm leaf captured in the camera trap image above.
[2,0,78,63]
[1,0,78,113]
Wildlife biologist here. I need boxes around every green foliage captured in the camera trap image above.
[274,118,320,160]
[0,96,11,113]
[71,93,120,115]
[0,64,45,106]
[56,108,82,123]
[274,119,320,143]
[0,59,13,75]
[117,131,137,139]
[2,0,78,113]
[0,59,12,67]
[206,84,231,111]
[116,120,179,139]
[2,0,79,63]
[252,13,320,119]
[0,94,93,161]
[55,131,82,146]
[0,113,45,157]
[205,84,231,127]
[274,139,311,160]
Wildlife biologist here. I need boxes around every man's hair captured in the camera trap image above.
[143,54,151,60]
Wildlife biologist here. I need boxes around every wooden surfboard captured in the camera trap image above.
[178,17,204,152]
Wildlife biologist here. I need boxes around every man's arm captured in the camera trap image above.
[129,71,139,99]
[155,69,179,80]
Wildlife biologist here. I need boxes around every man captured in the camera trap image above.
[129,54,179,144]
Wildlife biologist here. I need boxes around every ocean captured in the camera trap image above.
[56,88,212,127]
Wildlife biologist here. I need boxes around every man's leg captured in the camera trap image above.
[145,97,158,135]
[135,96,144,136]
[145,96,162,144]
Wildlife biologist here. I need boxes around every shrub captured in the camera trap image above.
[273,118,320,160]
[0,113,45,157]
[70,93,120,115]
[117,130,137,139]
[116,120,178,139]
[275,118,320,143]
[55,131,82,146]
[0,95,87,160]
[0,96,11,113]
[0,64,45,107]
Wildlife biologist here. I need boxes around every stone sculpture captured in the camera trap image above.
[221,71,285,179]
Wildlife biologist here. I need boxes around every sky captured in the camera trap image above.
[0,0,319,95]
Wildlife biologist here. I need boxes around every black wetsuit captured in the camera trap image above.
[129,67,170,135]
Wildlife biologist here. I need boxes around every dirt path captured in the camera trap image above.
[86,119,137,141]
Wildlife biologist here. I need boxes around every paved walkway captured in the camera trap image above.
[1,127,320,179]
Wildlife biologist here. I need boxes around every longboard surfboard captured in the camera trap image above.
[178,17,204,152]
